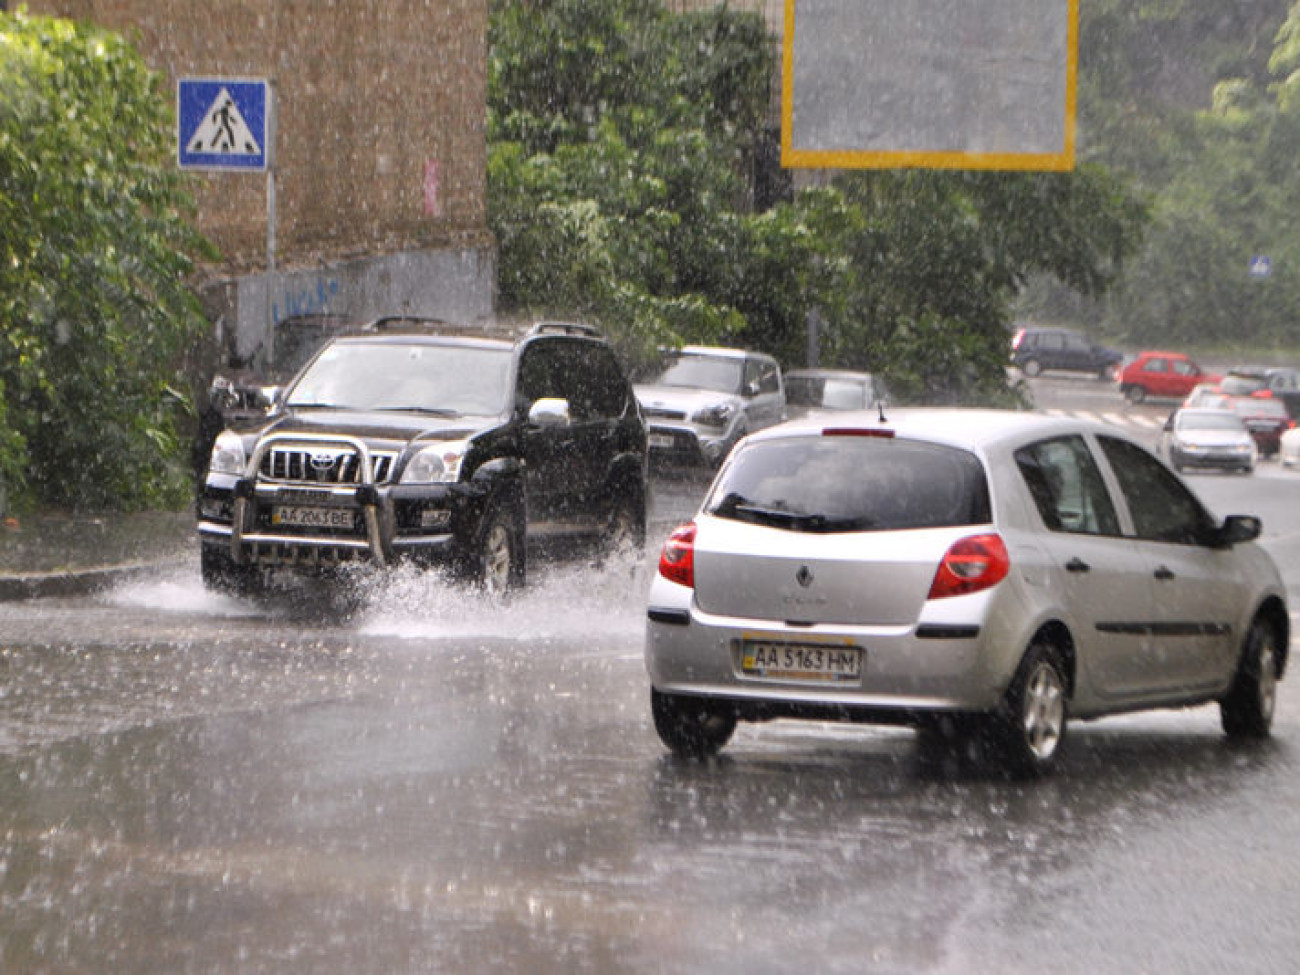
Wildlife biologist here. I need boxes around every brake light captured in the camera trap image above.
[658,522,697,588]
[928,533,1010,599]
[822,427,894,439]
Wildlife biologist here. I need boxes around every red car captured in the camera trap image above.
[1118,351,1218,403]
[1229,393,1294,457]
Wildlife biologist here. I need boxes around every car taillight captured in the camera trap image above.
[658,522,697,588]
[928,533,1010,599]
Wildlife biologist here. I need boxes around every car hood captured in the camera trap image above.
[253,408,504,446]
[1175,430,1253,448]
[634,384,741,414]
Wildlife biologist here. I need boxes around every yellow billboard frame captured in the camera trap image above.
[781,0,1078,171]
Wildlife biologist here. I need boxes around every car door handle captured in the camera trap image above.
[1154,565,1175,581]
[1065,557,1090,573]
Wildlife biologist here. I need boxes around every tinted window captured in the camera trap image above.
[706,435,990,532]
[1015,436,1120,536]
[1098,435,1215,544]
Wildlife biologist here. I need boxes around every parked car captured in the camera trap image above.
[197,320,648,597]
[1158,407,1256,474]
[634,346,785,468]
[1279,423,1300,468]
[645,409,1287,777]
[1117,351,1217,403]
[784,368,888,418]
[1227,394,1294,458]
[1221,366,1300,420]
[1009,325,1123,379]
[1182,383,1232,410]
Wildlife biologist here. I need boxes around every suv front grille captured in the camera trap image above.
[259,446,397,485]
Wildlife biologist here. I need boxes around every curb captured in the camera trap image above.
[0,560,188,602]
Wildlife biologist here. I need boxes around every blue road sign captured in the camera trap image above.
[178,79,269,171]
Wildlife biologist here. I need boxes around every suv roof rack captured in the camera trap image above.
[529,320,603,338]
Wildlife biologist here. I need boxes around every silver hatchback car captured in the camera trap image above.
[645,409,1288,776]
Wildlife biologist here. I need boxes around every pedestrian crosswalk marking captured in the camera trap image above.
[1041,408,1163,431]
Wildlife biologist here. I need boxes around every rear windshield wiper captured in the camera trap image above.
[711,493,874,532]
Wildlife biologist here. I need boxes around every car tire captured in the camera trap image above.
[651,689,737,758]
[1220,616,1280,739]
[986,640,1068,777]
[604,480,647,556]
[1022,358,1042,378]
[474,503,523,597]
[1125,385,1147,404]
[200,545,260,597]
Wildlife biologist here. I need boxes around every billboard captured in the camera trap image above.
[782,0,1077,171]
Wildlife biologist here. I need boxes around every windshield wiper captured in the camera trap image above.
[711,493,873,532]
[373,406,462,417]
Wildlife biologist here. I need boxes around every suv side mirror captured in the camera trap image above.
[528,397,571,427]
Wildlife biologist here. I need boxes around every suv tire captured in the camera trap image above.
[474,503,522,597]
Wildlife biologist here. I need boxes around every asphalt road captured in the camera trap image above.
[1,378,1299,974]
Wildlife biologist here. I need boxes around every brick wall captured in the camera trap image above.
[27,0,491,275]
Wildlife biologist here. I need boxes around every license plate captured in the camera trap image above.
[739,641,863,682]
[648,433,676,449]
[271,506,355,529]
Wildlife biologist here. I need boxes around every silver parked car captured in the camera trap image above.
[645,409,1288,776]
[634,346,785,468]
[1159,407,1257,474]
[784,367,889,419]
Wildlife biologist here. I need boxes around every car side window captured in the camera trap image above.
[1145,358,1167,374]
[517,342,567,410]
[1014,436,1120,536]
[570,344,629,419]
[756,360,780,395]
[1097,435,1215,545]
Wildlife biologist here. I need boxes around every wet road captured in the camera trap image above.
[3,388,1300,973]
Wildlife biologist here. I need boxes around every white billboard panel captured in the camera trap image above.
[782,0,1077,170]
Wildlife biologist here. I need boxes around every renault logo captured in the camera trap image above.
[796,565,814,588]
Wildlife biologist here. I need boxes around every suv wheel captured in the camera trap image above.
[200,545,261,598]
[474,504,522,597]
[605,482,646,555]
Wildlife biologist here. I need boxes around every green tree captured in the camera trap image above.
[489,0,1147,403]
[0,12,214,511]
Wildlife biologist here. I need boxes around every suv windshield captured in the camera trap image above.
[656,355,743,394]
[706,435,990,532]
[286,341,513,415]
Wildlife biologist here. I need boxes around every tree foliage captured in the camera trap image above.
[488,0,1147,404]
[0,12,214,511]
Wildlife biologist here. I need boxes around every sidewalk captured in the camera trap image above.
[0,509,196,600]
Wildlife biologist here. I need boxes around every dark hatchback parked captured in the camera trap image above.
[196,321,648,596]
[1010,326,1123,379]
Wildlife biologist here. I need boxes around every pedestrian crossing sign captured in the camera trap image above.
[178,78,269,171]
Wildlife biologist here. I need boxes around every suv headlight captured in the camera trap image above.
[400,440,469,484]
[208,431,247,475]
[692,403,736,429]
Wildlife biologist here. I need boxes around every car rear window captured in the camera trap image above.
[705,435,990,532]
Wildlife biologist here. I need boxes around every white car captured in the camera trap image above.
[634,347,785,468]
[645,409,1288,776]
[1281,424,1300,468]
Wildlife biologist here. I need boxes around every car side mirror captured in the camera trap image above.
[1208,514,1261,548]
[528,397,571,427]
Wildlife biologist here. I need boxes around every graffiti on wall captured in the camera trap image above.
[273,275,341,324]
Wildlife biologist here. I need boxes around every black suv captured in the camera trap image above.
[196,321,648,596]
[1010,326,1122,379]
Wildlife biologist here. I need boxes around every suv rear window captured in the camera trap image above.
[706,435,990,532]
